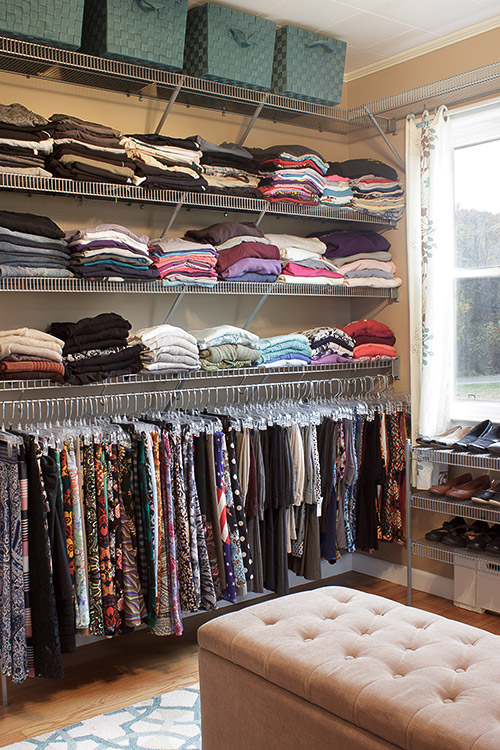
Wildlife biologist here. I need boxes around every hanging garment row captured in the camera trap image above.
[0,392,409,685]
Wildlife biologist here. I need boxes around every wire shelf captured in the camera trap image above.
[0,173,398,226]
[0,357,397,393]
[412,538,500,574]
[411,492,500,524]
[0,36,393,136]
[0,276,398,298]
[413,446,500,471]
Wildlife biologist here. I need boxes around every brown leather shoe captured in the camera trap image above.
[446,475,491,499]
[429,473,472,496]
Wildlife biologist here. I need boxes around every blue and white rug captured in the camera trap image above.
[6,684,201,750]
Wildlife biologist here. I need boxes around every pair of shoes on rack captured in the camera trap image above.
[425,517,500,553]
[472,480,500,506]
[452,420,500,453]
[428,473,490,498]
[417,425,470,448]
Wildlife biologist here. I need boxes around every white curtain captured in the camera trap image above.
[405,107,455,441]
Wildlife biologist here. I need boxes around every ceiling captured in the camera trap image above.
[187,0,500,75]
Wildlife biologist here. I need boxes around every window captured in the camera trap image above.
[450,103,500,421]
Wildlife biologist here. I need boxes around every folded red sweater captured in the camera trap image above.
[353,343,397,359]
[342,318,395,339]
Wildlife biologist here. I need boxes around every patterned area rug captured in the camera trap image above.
[5,684,201,750]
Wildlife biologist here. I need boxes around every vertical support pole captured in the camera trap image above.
[238,94,269,146]
[405,438,413,606]
[163,290,185,324]
[155,77,185,134]
[242,294,268,330]
[364,106,405,171]
[2,674,7,706]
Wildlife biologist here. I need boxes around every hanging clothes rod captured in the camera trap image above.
[0,375,392,424]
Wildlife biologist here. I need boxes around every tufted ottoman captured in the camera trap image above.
[198,586,500,750]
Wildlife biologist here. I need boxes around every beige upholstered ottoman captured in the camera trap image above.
[198,586,500,750]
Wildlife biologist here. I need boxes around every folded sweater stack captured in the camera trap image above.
[296,327,355,364]
[66,224,158,280]
[148,237,218,287]
[186,221,280,282]
[46,114,137,185]
[190,325,260,370]
[252,144,327,205]
[121,133,207,192]
[320,168,353,207]
[256,333,312,367]
[0,102,53,179]
[50,312,143,385]
[342,318,397,360]
[0,209,71,278]
[310,229,402,289]
[329,159,405,221]
[267,233,343,287]
[195,137,260,199]
[0,327,65,383]
[128,324,200,373]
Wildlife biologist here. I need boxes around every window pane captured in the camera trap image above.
[455,141,500,269]
[455,277,500,400]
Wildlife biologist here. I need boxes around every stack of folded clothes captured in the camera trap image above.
[46,113,138,185]
[341,318,397,361]
[185,221,280,282]
[49,312,143,385]
[193,137,260,198]
[309,228,401,289]
[0,327,65,383]
[251,144,327,205]
[265,232,342,286]
[66,223,158,280]
[0,209,72,278]
[320,167,353,207]
[328,159,405,221]
[190,325,260,371]
[120,133,207,192]
[128,324,200,374]
[0,102,53,178]
[256,333,312,368]
[148,237,218,287]
[296,327,355,364]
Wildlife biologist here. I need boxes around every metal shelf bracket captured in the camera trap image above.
[243,294,269,330]
[163,290,185,324]
[238,93,270,146]
[364,106,405,172]
[160,195,186,237]
[155,76,185,134]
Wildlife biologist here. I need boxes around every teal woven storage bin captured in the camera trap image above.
[184,3,276,91]
[81,0,188,70]
[0,0,85,49]
[271,26,346,105]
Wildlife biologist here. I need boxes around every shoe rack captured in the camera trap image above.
[406,442,500,614]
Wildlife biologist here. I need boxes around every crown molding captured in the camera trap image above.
[344,14,500,82]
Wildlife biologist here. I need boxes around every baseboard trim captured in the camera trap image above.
[351,553,454,601]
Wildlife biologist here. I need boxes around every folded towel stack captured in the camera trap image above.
[148,237,218,287]
[0,208,72,279]
[50,312,143,384]
[0,327,65,383]
[267,232,343,287]
[190,324,260,370]
[66,224,159,280]
[0,102,53,179]
[129,324,200,373]
[195,137,261,199]
[309,228,402,289]
[121,133,207,192]
[251,144,327,205]
[186,221,280,282]
[46,113,137,185]
[341,318,397,360]
[296,327,355,364]
[320,168,353,207]
[256,333,312,368]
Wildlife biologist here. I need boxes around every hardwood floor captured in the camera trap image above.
[2,573,500,747]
